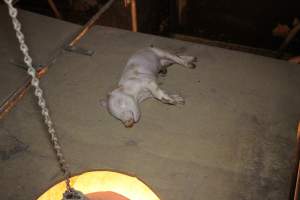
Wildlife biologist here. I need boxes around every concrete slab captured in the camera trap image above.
[1,9,300,200]
[0,6,79,105]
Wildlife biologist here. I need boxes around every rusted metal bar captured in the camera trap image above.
[130,0,138,32]
[293,122,300,200]
[123,0,138,32]
[68,0,116,47]
[0,0,116,120]
[0,67,48,120]
[47,0,62,19]
[279,23,300,52]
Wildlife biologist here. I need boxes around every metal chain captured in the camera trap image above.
[3,0,81,197]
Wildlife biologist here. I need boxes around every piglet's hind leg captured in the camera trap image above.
[151,47,196,69]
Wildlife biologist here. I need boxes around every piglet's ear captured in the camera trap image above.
[100,99,107,108]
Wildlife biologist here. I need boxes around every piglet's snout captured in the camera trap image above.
[124,119,134,128]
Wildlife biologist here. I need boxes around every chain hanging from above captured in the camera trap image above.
[3,0,87,199]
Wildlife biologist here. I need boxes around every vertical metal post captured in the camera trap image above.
[130,0,138,32]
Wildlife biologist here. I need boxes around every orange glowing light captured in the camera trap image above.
[37,171,160,200]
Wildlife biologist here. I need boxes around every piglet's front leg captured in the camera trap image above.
[147,81,185,105]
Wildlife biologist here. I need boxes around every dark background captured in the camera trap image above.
[14,0,300,54]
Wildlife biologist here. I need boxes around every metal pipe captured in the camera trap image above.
[130,0,138,32]
[68,0,116,47]
[48,0,62,19]
[279,23,300,52]
[0,67,48,120]
[0,0,116,119]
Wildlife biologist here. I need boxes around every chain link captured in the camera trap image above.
[4,0,74,194]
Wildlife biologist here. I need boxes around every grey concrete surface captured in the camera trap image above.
[1,8,300,200]
[0,6,79,105]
